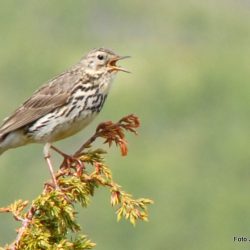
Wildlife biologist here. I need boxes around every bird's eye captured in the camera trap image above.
[97,54,104,60]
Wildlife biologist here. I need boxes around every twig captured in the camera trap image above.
[74,132,99,157]
[74,114,140,157]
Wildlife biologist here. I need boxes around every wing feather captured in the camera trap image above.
[0,68,82,136]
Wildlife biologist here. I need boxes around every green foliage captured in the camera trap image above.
[0,115,153,250]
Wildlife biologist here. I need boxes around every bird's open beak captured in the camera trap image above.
[108,56,130,73]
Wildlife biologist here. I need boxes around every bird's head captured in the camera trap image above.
[82,48,130,75]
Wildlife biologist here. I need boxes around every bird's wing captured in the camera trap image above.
[0,69,81,136]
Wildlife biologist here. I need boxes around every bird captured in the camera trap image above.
[0,48,129,188]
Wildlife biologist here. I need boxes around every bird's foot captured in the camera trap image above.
[61,155,84,176]
[50,145,84,175]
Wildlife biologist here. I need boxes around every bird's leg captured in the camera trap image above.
[43,143,59,190]
[51,145,83,171]
[51,145,69,158]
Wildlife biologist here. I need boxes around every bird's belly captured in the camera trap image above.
[28,110,97,143]
[27,90,108,143]
[49,112,97,141]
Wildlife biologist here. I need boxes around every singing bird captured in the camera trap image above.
[0,48,129,187]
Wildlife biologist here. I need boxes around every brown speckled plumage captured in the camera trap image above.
[0,48,128,152]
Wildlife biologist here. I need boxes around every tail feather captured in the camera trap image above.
[0,148,5,155]
[0,133,7,155]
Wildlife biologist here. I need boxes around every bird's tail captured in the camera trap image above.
[0,133,7,155]
[0,131,28,155]
[0,148,5,155]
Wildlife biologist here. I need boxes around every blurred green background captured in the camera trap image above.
[0,1,250,249]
